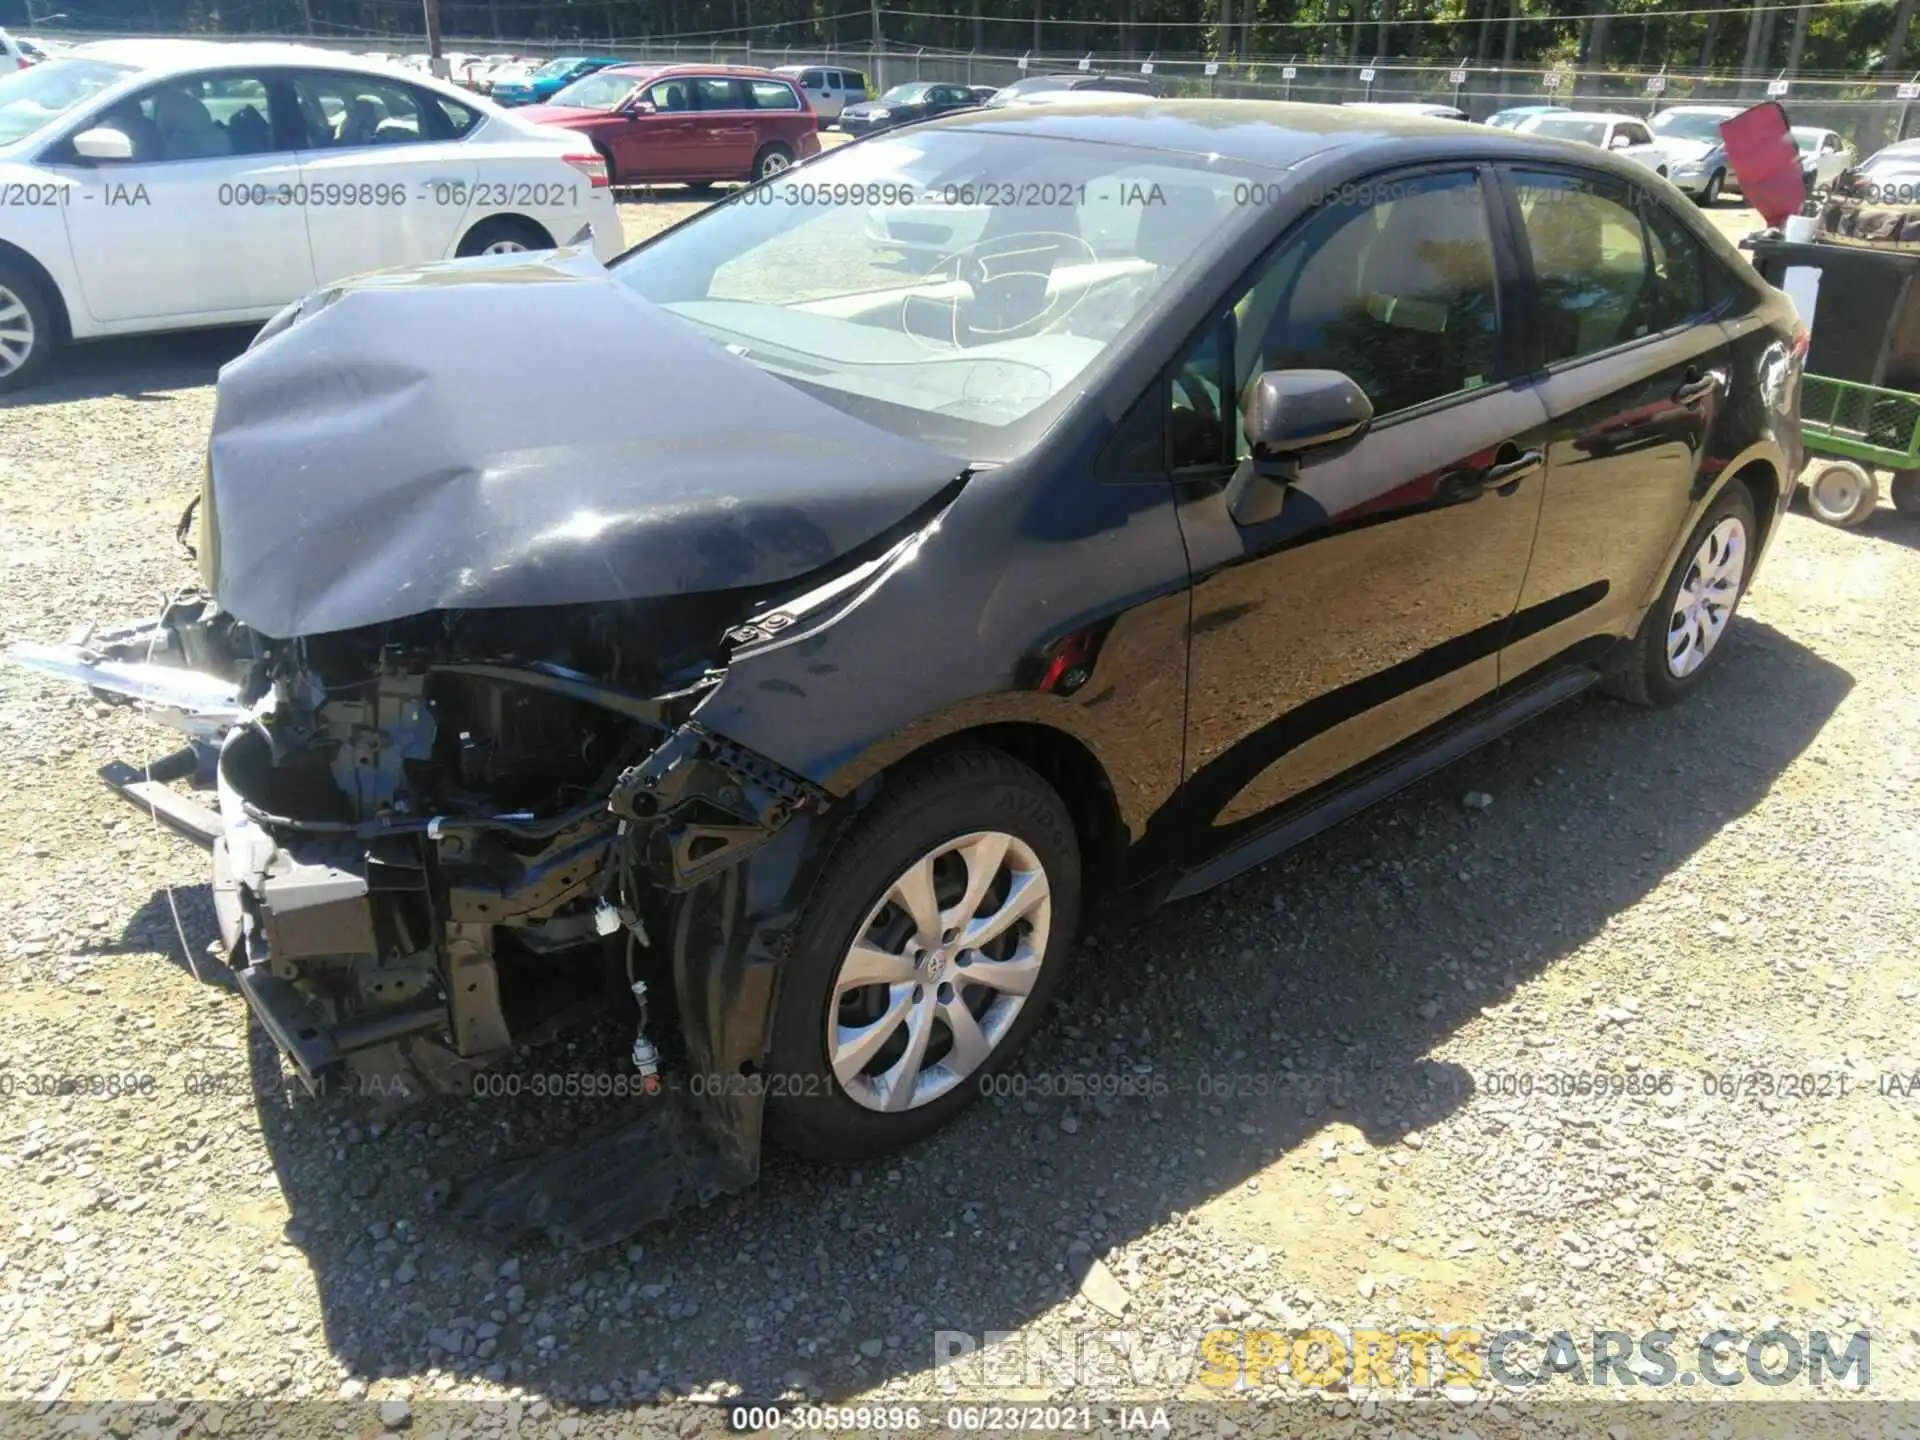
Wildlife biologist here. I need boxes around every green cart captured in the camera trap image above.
[1796,374,1920,526]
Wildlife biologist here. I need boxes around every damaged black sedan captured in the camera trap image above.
[14,101,1801,1245]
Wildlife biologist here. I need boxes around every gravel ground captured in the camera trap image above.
[2,191,1918,1433]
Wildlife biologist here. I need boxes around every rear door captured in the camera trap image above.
[1495,166,1730,682]
[691,76,757,178]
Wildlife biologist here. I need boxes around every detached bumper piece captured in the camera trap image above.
[445,1092,756,1248]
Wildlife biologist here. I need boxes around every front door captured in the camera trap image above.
[612,78,701,181]
[50,69,313,323]
[1493,166,1730,681]
[1171,168,1552,867]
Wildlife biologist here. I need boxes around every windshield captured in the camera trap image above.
[0,57,133,147]
[1790,127,1822,153]
[550,71,639,110]
[1526,117,1608,146]
[878,83,930,104]
[612,128,1250,460]
[1651,110,1730,142]
[534,58,583,79]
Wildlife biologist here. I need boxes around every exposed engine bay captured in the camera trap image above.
[13,486,963,1245]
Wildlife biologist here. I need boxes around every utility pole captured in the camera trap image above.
[423,0,446,76]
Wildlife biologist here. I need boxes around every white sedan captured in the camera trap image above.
[0,39,622,390]
[1792,126,1856,191]
[1518,109,1669,177]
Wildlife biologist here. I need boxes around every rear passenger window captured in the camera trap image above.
[750,80,800,110]
[798,69,823,87]
[1640,199,1709,330]
[1512,170,1655,362]
[695,77,749,110]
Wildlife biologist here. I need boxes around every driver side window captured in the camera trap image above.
[1165,169,1501,467]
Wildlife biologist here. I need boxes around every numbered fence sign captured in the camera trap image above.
[1900,82,1920,100]
[1646,74,1667,94]
[1282,64,1298,80]
[1543,71,1563,90]
[1077,56,1091,71]
[1449,69,1467,86]
[1140,61,1154,74]
[1359,67,1376,82]
[1017,55,1029,70]
[1205,60,1220,76]
[1767,79,1790,97]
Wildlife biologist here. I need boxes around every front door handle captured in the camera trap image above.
[1481,447,1544,495]
[1674,368,1719,406]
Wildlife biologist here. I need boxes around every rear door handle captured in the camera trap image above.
[1674,369,1719,406]
[1481,448,1544,494]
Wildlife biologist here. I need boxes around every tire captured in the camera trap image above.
[1803,459,1880,527]
[594,144,618,188]
[1603,481,1757,708]
[751,143,795,182]
[0,260,56,394]
[1698,169,1724,207]
[1891,469,1920,516]
[763,748,1082,1163]
[455,216,553,258]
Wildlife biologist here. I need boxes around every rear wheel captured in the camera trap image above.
[764,749,1081,1162]
[455,216,553,257]
[0,261,55,394]
[1603,482,1756,707]
[1891,469,1920,516]
[752,143,795,182]
[1804,459,1880,527]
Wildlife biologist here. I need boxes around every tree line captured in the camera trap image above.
[9,0,1917,78]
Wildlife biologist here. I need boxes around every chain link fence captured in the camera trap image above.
[38,29,1920,152]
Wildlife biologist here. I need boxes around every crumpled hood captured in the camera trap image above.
[204,248,967,639]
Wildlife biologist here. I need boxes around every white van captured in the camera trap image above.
[773,64,869,121]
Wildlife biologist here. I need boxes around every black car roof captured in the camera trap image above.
[932,97,1668,177]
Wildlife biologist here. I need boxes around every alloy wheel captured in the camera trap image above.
[0,284,36,380]
[1666,515,1746,678]
[481,239,530,255]
[759,151,792,178]
[828,830,1051,1113]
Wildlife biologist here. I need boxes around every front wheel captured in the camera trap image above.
[1699,169,1725,207]
[0,262,56,394]
[1890,469,1920,516]
[764,749,1081,1162]
[1603,482,1756,707]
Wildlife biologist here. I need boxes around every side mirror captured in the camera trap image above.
[626,98,656,115]
[1226,370,1373,526]
[72,126,134,162]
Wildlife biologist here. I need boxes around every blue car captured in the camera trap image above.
[491,56,625,107]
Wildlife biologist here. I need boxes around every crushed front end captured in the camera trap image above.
[14,590,834,1244]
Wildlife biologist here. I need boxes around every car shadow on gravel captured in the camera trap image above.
[165,615,1848,1405]
[0,327,253,409]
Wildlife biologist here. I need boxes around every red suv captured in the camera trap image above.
[519,64,820,187]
